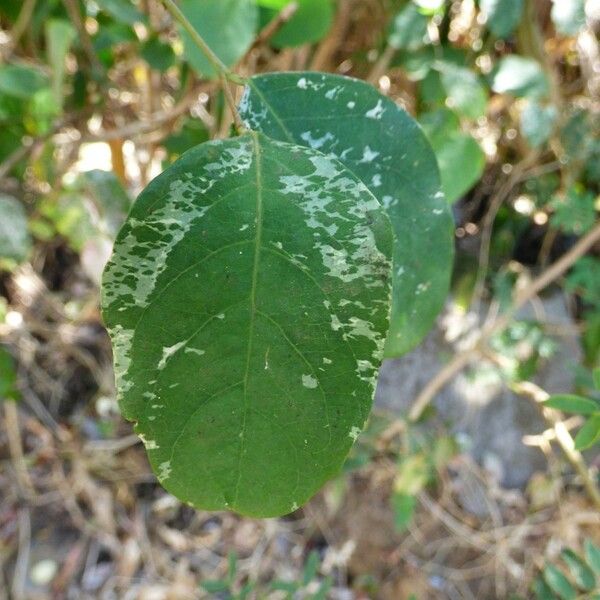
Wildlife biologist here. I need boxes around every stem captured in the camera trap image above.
[160,0,246,133]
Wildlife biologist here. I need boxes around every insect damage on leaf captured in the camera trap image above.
[102,132,393,517]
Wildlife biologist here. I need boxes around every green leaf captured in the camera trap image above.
[480,0,524,38]
[0,194,31,267]
[45,19,77,108]
[593,368,600,390]
[392,492,417,532]
[0,346,20,401]
[302,550,320,586]
[388,3,429,51]
[95,0,146,24]
[551,0,586,36]
[561,549,596,591]
[140,36,176,72]
[413,0,446,14]
[551,186,596,235]
[491,56,550,99]
[532,576,557,600]
[520,100,558,148]
[238,72,454,358]
[566,256,600,305]
[179,0,258,79]
[585,539,600,575]
[102,133,393,517]
[0,65,49,100]
[543,565,576,600]
[395,454,430,495]
[257,0,335,48]
[543,394,599,415]
[437,62,487,119]
[419,109,486,203]
[574,414,600,451]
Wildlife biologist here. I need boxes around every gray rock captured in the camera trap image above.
[375,292,581,490]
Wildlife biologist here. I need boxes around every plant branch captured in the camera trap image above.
[510,380,600,511]
[160,0,246,133]
[405,221,600,423]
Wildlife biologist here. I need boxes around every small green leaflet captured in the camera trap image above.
[543,394,599,415]
[179,0,258,78]
[238,72,454,357]
[256,0,334,48]
[419,108,485,203]
[0,194,31,267]
[102,133,393,517]
[480,0,524,38]
[490,56,550,100]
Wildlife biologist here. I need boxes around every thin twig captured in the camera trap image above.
[11,508,31,600]
[3,401,36,498]
[160,0,246,133]
[404,221,600,423]
[248,1,299,53]
[7,0,37,54]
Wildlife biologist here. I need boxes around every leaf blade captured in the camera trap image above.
[102,133,393,517]
[239,71,454,357]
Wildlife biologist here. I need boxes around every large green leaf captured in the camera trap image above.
[419,109,485,203]
[102,133,393,517]
[480,0,524,38]
[238,72,454,357]
[179,0,258,79]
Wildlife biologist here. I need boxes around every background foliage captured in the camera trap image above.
[0,0,599,598]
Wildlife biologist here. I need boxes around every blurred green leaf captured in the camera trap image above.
[162,119,210,162]
[0,346,19,401]
[437,62,487,119]
[480,0,524,38]
[389,3,429,51]
[574,414,600,450]
[180,0,257,78]
[0,194,31,268]
[593,368,600,390]
[551,0,586,36]
[395,454,430,496]
[551,186,596,235]
[566,257,600,306]
[533,576,557,600]
[543,394,599,415]
[258,0,335,48]
[45,19,76,108]
[491,56,549,99]
[95,0,146,24]
[543,564,576,600]
[413,0,446,14]
[561,549,596,591]
[392,492,417,532]
[585,539,600,575]
[420,109,485,203]
[302,551,320,586]
[520,100,558,148]
[0,65,49,100]
[140,36,176,72]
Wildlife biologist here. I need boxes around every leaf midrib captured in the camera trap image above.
[233,132,263,506]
